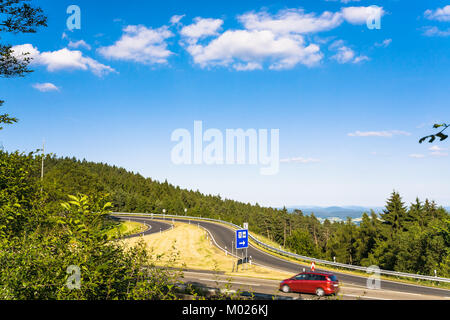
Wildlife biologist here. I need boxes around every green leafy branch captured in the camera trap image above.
[419,123,449,144]
[0,100,18,130]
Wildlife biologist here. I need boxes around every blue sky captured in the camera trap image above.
[1,0,449,208]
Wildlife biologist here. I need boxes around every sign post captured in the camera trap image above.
[236,229,248,249]
[236,229,248,270]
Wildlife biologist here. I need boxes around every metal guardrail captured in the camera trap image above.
[112,212,450,283]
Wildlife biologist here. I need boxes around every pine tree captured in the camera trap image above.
[381,191,408,232]
[407,198,423,227]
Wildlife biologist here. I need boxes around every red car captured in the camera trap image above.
[280,272,339,296]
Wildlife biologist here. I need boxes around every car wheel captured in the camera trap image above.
[281,285,291,293]
[315,288,325,297]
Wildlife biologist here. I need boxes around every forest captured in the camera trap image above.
[38,153,450,278]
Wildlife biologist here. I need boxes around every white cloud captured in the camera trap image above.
[180,17,223,40]
[233,62,263,71]
[424,5,450,22]
[280,157,320,163]
[325,0,361,3]
[180,6,385,71]
[329,41,368,64]
[429,146,448,156]
[430,151,449,157]
[331,45,355,63]
[183,29,323,70]
[32,82,60,92]
[170,14,185,25]
[11,43,40,56]
[375,38,392,48]
[348,130,411,137]
[409,154,425,159]
[68,40,91,50]
[353,55,369,63]
[11,44,115,76]
[429,145,446,152]
[98,25,173,65]
[238,9,344,35]
[422,26,450,37]
[341,6,384,25]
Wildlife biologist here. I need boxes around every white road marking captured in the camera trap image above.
[342,294,391,300]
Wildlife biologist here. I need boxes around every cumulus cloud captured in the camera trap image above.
[11,44,115,76]
[353,55,369,63]
[180,11,329,70]
[68,40,91,50]
[180,17,223,40]
[178,6,383,71]
[170,14,185,25]
[183,29,323,70]
[375,38,392,47]
[422,26,450,37]
[98,25,173,65]
[32,82,60,92]
[237,9,343,34]
[348,130,411,137]
[233,62,262,71]
[331,45,355,63]
[329,40,368,64]
[341,6,384,25]
[424,5,450,22]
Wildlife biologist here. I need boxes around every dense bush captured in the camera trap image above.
[0,151,181,299]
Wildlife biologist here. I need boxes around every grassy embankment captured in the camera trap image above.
[106,220,147,239]
[124,222,292,280]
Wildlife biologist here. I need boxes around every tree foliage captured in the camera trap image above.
[0,151,182,299]
[36,155,450,278]
[0,0,48,131]
[419,123,449,144]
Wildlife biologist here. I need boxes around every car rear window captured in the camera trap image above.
[328,275,337,281]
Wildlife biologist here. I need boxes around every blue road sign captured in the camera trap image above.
[236,229,248,249]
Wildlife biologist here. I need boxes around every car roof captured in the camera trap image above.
[299,271,335,276]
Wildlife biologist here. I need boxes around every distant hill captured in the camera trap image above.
[285,205,385,221]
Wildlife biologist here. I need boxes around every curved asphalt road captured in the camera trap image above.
[112,214,450,298]
[111,215,172,237]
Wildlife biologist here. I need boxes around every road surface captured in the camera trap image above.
[112,214,450,299]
